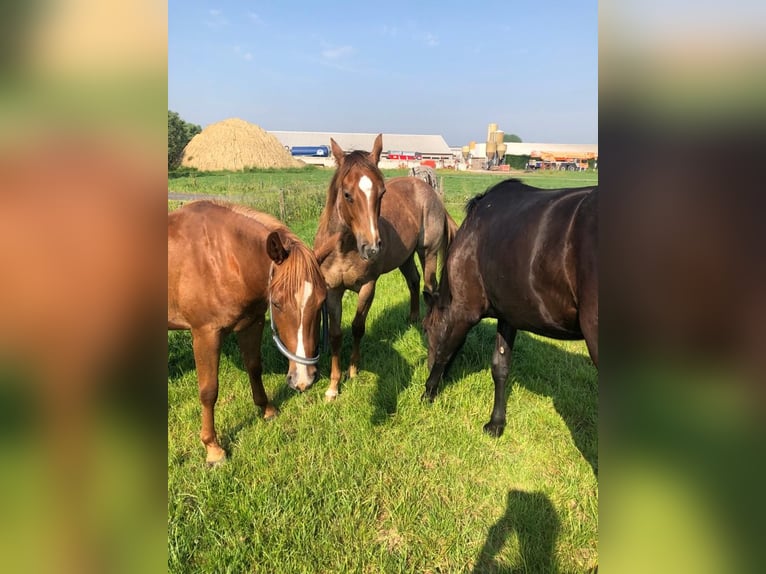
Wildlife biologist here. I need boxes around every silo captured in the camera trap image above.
[485,140,497,166]
[496,143,507,164]
[487,123,498,143]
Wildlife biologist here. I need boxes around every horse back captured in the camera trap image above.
[374,177,442,270]
[168,202,271,331]
[473,182,597,338]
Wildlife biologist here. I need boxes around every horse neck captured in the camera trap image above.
[318,178,348,236]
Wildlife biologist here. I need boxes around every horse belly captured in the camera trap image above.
[487,265,582,339]
[167,307,191,330]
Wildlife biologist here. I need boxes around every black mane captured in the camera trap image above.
[465,178,529,217]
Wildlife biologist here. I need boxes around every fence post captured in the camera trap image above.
[279,188,286,222]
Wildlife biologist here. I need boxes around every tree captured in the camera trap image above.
[168,110,202,170]
[503,133,522,143]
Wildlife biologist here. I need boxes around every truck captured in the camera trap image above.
[290,145,330,157]
[526,151,595,171]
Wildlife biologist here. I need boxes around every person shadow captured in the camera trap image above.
[472,489,560,574]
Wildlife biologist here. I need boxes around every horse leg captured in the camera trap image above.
[578,276,599,368]
[237,317,278,420]
[324,288,344,401]
[349,280,377,379]
[484,320,517,437]
[399,254,421,323]
[580,304,598,368]
[191,326,226,465]
[422,317,474,402]
[420,245,439,305]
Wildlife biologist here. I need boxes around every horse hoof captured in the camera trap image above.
[324,389,339,402]
[420,391,435,403]
[263,405,279,420]
[205,446,227,466]
[348,365,358,378]
[482,422,505,438]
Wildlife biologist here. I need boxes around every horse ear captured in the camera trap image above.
[370,133,383,165]
[266,231,290,265]
[330,138,344,165]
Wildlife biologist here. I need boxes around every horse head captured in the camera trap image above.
[422,288,451,370]
[266,230,327,391]
[330,134,385,261]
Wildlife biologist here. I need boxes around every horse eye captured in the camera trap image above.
[343,190,353,203]
[272,301,282,311]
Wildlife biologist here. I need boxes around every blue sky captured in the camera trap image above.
[169,1,597,146]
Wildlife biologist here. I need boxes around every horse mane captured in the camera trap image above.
[317,150,382,234]
[465,178,528,218]
[191,199,324,297]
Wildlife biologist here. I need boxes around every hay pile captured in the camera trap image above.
[181,118,303,171]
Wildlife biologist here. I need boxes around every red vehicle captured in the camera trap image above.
[385,151,421,161]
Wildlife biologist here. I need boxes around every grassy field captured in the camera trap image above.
[168,167,598,573]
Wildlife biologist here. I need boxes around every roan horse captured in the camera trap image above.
[313,134,457,400]
[168,200,327,464]
[422,179,598,437]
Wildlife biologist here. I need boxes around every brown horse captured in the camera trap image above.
[313,134,457,400]
[422,179,598,437]
[168,200,327,464]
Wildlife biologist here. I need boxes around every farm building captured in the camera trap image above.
[269,130,455,168]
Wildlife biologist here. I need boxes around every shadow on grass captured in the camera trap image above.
[317,296,417,426]
[421,321,599,476]
[362,299,418,426]
[473,489,560,574]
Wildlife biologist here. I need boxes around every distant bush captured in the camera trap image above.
[168,110,202,170]
[505,154,530,170]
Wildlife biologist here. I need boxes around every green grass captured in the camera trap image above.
[168,168,598,573]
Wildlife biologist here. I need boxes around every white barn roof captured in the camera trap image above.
[269,131,453,156]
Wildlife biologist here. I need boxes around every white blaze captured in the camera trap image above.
[358,175,377,242]
[294,281,313,383]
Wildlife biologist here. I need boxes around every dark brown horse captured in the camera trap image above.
[422,179,598,437]
[168,200,327,464]
[313,134,457,400]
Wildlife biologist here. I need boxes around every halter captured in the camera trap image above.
[268,263,324,366]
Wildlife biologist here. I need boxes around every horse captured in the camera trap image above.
[313,134,458,400]
[168,200,327,464]
[422,178,598,437]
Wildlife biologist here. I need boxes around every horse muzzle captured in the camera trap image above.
[286,365,318,392]
[359,239,382,261]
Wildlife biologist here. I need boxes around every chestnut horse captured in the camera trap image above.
[168,200,327,464]
[422,179,598,437]
[313,134,457,400]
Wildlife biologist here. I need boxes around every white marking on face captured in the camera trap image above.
[294,281,313,382]
[358,175,378,243]
[358,175,373,198]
